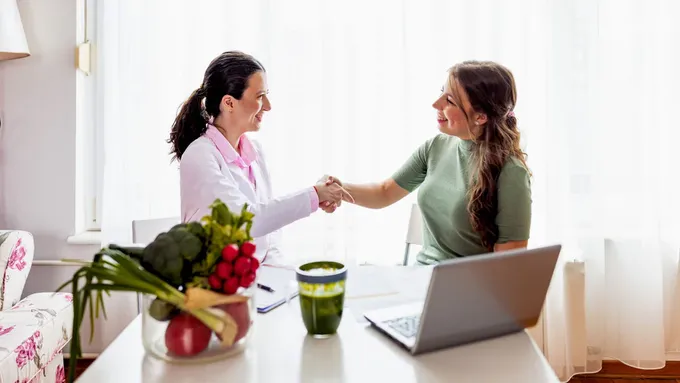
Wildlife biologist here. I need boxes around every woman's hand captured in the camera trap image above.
[314,178,354,213]
[317,175,345,213]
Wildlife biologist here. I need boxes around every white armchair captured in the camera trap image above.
[0,230,73,383]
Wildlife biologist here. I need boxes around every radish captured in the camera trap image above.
[164,312,212,356]
[223,277,240,295]
[216,262,233,279]
[240,241,256,257]
[250,257,260,272]
[208,274,222,290]
[233,256,252,276]
[221,244,239,263]
[239,271,256,288]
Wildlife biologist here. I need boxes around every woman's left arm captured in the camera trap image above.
[494,162,532,252]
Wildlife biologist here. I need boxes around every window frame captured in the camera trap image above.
[76,0,101,232]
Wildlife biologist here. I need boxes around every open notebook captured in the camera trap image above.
[255,266,298,313]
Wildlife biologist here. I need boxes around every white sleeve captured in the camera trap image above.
[180,143,316,237]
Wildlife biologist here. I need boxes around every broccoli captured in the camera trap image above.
[134,225,203,287]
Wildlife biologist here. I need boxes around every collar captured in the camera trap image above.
[204,124,257,169]
[458,138,474,152]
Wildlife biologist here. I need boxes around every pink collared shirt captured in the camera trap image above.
[204,125,258,187]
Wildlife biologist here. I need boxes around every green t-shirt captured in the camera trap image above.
[392,134,532,265]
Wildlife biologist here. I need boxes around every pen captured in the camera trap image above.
[257,283,275,293]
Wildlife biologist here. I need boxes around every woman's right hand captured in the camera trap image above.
[314,180,354,207]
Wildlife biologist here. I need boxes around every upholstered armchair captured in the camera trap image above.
[0,230,73,383]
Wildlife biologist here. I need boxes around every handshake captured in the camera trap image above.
[314,175,354,214]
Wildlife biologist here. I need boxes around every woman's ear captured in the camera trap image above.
[221,95,235,113]
[474,113,488,126]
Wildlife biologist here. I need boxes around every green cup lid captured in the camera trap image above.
[296,261,347,284]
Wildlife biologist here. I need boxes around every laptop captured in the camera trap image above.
[363,244,561,355]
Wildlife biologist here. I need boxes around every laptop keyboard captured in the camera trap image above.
[385,315,421,338]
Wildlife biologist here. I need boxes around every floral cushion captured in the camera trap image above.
[0,292,73,383]
[0,231,34,311]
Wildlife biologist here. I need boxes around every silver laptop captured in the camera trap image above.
[363,244,561,355]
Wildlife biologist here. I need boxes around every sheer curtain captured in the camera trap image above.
[536,0,680,380]
[96,0,680,380]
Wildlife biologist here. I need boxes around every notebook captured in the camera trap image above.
[255,266,299,313]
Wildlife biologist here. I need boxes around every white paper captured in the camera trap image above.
[255,266,298,309]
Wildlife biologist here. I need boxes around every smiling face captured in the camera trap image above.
[432,74,487,140]
[223,71,271,133]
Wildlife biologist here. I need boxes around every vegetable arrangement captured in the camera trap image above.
[58,199,259,382]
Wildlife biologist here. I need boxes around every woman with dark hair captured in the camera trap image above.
[169,51,352,264]
[324,61,531,265]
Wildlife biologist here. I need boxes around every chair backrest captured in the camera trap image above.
[402,203,424,265]
[406,203,423,246]
[131,217,181,245]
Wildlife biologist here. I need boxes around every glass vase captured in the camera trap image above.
[141,286,255,364]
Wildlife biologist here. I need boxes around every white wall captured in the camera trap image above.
[0,0,136,354]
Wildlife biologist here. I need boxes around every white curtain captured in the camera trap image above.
[535,0,680,380]
[96,0,680,380]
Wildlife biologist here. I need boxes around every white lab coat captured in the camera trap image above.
[179,135,316,264]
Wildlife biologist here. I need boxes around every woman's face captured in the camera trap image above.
[227,71,271,133]
[432,75,484,139]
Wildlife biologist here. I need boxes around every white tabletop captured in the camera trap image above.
[76,266,559,383]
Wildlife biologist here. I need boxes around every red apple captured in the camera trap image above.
[240,271,256,288]
[208,274,222,290]
[221,244,239,263]
[233,256,252,276]
[217,302,251,344]
[216,262,232,279]
[240,241,256,257]
[223,277,239,295]
[164,312,212,357]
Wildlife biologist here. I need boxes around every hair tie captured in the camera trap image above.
[507,110,515,118]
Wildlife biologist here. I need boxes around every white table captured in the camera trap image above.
[75,266,559,383]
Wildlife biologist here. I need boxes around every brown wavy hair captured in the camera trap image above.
[449,61,530,250]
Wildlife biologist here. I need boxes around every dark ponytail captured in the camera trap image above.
[168,51,266,161]
[169,87,207,161]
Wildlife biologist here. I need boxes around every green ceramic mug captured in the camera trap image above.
[295,261,347,338]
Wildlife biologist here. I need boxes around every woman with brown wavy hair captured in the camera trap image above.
[324,60,531,264]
